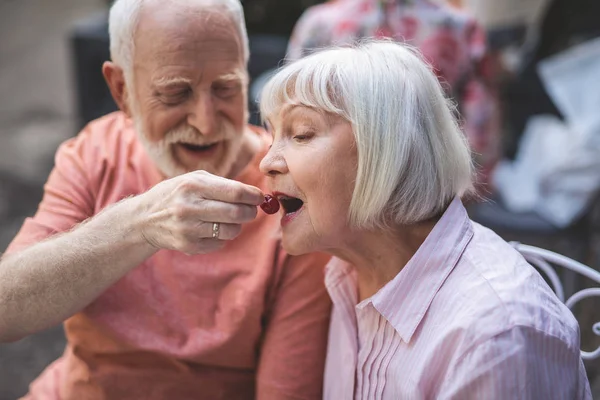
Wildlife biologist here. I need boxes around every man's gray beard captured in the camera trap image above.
[133,116,243,179]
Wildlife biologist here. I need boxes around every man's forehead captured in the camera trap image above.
[134,3,243,64]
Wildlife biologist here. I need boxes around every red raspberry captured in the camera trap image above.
[260,194,280,215]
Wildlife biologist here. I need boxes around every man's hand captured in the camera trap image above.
[0,170,264,342]
[136,170,264,254]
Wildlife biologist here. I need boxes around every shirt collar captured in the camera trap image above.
[361,197,474,343]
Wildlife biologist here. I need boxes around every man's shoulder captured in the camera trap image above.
[70,111,137,154]
[52,111,150,197]
[56,111,143,172]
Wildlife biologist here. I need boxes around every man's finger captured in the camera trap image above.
[198,222,242,241]
[189,172,264,205]
[198,200,258,224]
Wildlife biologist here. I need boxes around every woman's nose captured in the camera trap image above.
[259,142,288,176]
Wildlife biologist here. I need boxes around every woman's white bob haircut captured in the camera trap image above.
[108,0,249,80]
[260,40,475,228]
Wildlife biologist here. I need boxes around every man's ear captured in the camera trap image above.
[102,61,132,117]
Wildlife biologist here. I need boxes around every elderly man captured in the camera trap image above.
[0,0,331,399]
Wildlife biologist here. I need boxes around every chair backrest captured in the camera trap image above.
[511,242,600,360]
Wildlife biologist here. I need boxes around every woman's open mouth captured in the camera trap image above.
[277,195,305,225]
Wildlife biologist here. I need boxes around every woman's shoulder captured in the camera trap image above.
[435,222,580,346]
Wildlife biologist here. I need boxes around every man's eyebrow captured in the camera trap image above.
[216,70,247,83]
[153,76,193,87]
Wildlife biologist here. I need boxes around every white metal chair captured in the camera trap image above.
[511,242,600,360]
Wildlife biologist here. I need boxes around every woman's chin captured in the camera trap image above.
[281,236,315,256]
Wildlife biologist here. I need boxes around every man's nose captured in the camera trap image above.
[259,142,288,177]
[188,92,216,136]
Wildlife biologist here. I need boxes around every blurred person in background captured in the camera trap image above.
[0,0,331,399]
[286,0,501,191]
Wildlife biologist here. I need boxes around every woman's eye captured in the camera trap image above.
[293,133,314,142]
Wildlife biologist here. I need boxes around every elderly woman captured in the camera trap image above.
[258,41,591,399]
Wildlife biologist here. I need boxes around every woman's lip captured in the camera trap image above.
[281,205,304,226]
[272,190,296,200]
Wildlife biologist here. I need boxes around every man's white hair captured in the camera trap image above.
[108,0,249,81]
[260,40,475,228]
